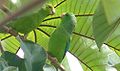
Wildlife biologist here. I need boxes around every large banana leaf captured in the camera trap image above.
[1,0,120,71]
[92,0,120,50]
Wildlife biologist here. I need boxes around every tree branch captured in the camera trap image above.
[0,5,11,15]
[48,54,65,71]
[0,0,45,27]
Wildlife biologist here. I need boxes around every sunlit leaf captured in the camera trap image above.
[1,36,20,53]
[70,36,109,71]
[92,0,120,49]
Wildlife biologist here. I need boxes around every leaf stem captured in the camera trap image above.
[37,28,50,37]
[54,0,67,8]
[42,14,94,22]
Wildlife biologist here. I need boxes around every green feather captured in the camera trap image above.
[7,4,55,34]
[48,13,76,62]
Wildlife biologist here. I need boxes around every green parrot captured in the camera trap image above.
[1,4,55,34]
[48,13,77,62]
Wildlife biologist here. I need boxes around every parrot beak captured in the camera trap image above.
[61,13,66,18]
[47,4,55,15]
[50,8,55,15]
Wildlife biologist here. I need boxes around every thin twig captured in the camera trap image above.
[0,0,45,27]
[0,0,47,37]
[48,54,65,71]
[0,5,11,15]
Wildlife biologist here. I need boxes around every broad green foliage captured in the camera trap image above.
[70,36,109,71]
[48,13,76,62]
[1,0,120,71]
[92,0,120,50]
[18,37,47,71]
[1,51,26,71]
[1,36,20,53]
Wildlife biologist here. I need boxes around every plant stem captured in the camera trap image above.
[48,54,65,71]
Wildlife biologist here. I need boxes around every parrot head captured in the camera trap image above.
[42,4,55,15]
[61,13,77,34]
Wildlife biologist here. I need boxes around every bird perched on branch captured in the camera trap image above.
[0,4,55,34]
[48,13,77,62]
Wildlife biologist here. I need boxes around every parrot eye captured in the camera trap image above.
[48,6,51,8]
[48,5,52,9]
[65,13,69,16]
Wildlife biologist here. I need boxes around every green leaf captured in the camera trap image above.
[18,37,47,71]
[1,51,26,71]
[1,36,20,53]
[1,0,120,71]
[105,24,120,56]
[92,0,120,49]
[70,36,109,71]
[0,57,8,71]
[3,66,19,71]
[114,63,120,71]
